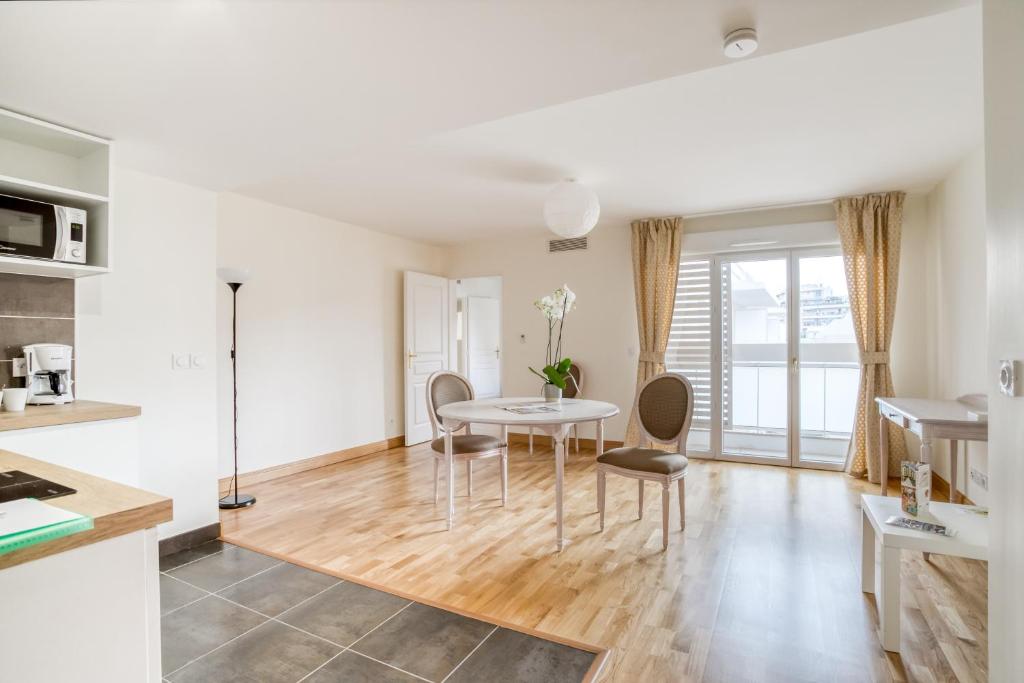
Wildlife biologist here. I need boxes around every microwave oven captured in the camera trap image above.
[0,193,87,264]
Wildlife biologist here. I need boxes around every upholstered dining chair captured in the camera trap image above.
[529,363,583,454]
[426,370,508,505]
[596,372,693,550]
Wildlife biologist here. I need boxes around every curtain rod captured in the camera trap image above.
[682,197,835,220]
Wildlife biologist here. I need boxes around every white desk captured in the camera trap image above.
[437,398,619,551]
[875,397,987,500]
[860,494,987,652]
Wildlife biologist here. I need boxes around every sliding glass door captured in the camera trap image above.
[719,253,790,464]
[667,247,856,470]
[795,252,858,467]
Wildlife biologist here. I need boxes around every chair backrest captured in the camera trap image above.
[634,372,694,453]
[425,370,474,438]
[562,363,583,399]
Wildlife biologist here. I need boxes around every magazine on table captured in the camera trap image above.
[503,402,563,415]
[884,515,957,537]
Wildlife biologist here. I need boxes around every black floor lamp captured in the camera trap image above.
[218,267,256,510]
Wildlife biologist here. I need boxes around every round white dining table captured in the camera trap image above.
[436,397,620,551]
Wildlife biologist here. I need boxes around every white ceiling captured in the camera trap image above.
[0,1,981,244]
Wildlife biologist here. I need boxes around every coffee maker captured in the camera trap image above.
[23,343,74,405]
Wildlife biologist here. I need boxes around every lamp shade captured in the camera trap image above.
[217,267,252,285]
[543,179,600,238]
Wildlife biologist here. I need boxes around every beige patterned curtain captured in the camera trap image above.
[835,192,908,481]
[626,217,683,445]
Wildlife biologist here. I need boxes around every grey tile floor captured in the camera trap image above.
[160,541,595,683]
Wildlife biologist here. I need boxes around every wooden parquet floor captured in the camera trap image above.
[220,441,988,682]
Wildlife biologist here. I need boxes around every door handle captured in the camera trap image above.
[408,351,417,369]
[495,348,500,359]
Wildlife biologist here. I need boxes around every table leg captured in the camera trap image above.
[879,413,889,496]
[596,419,605,457]
[949,439,959,503]
[545,424,571,552]
[878,544,901,652]
[444,424,455,531]
[500,424,509,506]
[861,510,875,594]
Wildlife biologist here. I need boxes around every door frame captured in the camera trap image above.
[686,246,848,471]
[447,276,503,396]
[464,295,502,399]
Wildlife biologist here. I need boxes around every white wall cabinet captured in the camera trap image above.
[0,108,112,278]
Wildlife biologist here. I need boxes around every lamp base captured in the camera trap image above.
[219,493,256,509]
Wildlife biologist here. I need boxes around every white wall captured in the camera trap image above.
[922,147,988,503]
[891,195,931,403]
[447,221,637,440]
[216,193,446,477]
[76,168,219,539]
[983,0,1024,677]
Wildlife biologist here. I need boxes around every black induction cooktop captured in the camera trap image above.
[0,470,76,504]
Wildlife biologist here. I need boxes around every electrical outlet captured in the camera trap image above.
[190,352,208,370]
[171,353,190,371]
[11,357,26,377]
[970,467,989,492]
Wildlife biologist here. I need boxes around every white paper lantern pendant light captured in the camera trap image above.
[543,178,600,238]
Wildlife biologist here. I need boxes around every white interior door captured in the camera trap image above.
[404,271,449,445]
[465,296,501,398]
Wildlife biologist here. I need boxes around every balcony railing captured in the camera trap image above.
[727,360,858,437]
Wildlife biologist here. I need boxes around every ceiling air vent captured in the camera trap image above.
[548,236,588,253]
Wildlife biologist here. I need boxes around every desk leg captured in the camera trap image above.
[861,511,875,594]
[949,439,959,503]
[596,419,605,457]
[920,435,933,465]
[879,413,889,495]
[444,426,455,531]
[879,545,901,652]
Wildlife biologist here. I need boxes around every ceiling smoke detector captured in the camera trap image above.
[723,28,758,59]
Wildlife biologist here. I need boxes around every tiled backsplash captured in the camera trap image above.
[0,273,75,390]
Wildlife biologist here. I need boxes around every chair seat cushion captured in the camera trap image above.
[597,447,688,475]
[430,434,504,455]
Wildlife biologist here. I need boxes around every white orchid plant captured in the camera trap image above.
[529,285,578,390]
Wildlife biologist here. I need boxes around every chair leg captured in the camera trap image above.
[598,470,606,531]
[529,427,534,454]
[661,484,670,551]
[638,480,644,520]
[466,461,473,497]
[678,479,685,530]
[500,450,508,506]
[433,458,439,504]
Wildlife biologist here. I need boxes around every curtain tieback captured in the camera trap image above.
[638,351,664,363]
[860,350,890,365]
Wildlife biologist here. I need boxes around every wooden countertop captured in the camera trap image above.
[0,400,141,432]
[0,449,172,570]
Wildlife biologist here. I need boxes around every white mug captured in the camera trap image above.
[2,388,28,412]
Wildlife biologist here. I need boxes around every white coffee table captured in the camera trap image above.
[437,397,619,551]
[860,494,988,652]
